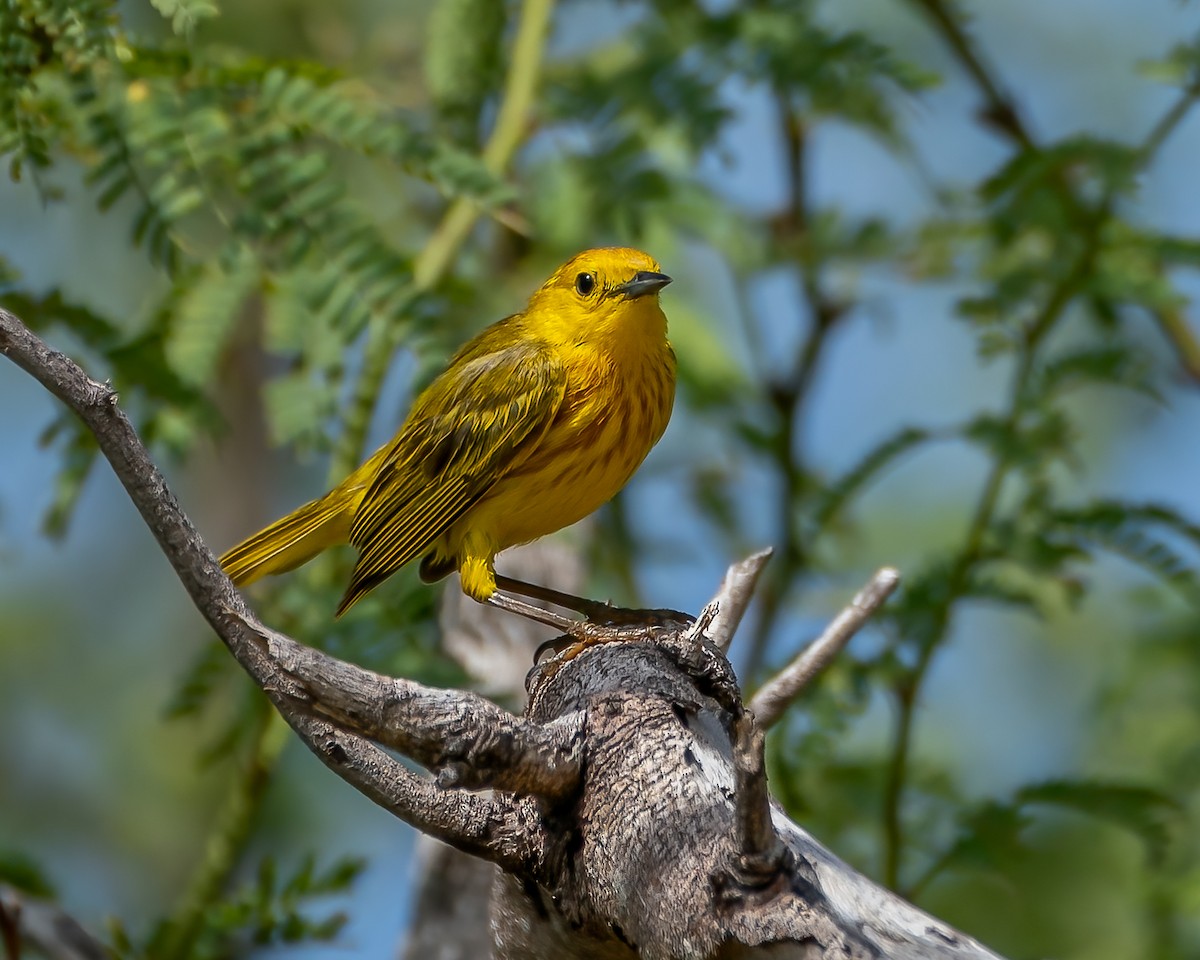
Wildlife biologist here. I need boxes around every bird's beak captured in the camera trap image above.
[614,271,672,300]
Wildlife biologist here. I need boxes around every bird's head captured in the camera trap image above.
[527,247,672,348]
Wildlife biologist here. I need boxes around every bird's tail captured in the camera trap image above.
[220,492,354,587]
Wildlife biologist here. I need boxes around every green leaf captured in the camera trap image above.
[40,426,99,540]
[263,369,334,447]
[962,409,1075,473]
[166,247,261,388]
[425,0,506,143]
[164,640,233,720]
[936,800,1031,877]
[983,136,1139,211]
[1061,500,1200,550]
[961,569,1047,619]
[1052,501,1200,603]
[149,0,220,37]
[1037,343,1161,402]
[257,69,506,204]
[313,856,366,892]
[1017,780,1180,864]
[670,300,748,411]
[0,849,57,898]
[1137,39,1200,88]
[918,779,1180,892]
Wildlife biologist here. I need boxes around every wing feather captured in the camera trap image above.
[338,341,566,611]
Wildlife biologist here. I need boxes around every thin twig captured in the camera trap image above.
[901,0,1031,146]
[749,568,900,729]
[0,886,107,960]
[688,549,773,651]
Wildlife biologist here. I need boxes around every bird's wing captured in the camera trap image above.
[341,341,567,606]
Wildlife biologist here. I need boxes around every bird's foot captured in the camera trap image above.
[485,588,696,679]
[530,609,691,664]
[526,619,668,689]
[532,620,632,663]
[575,602,695,630]
[491,573,693,629]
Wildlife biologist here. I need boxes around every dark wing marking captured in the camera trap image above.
[336,342,566,612]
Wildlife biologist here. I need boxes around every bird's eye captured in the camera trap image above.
[574,272,596,297]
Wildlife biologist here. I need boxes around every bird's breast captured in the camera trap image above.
[465,342,675,550]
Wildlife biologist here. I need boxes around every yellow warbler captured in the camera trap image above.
[220,247,675,617]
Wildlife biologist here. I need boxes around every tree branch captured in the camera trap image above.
[3,302,1009,959]
[244,615,584,800]
[0,886,107,960]
[901,0,1031,145]
[750,567,900,729]
[0,305,546,874]
[728,710,787,884]
[688,548,773,651]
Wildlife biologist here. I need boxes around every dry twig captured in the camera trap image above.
[750,567,900,729]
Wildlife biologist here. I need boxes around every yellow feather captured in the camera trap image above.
[219,490,355,586]
[219,246,676,614]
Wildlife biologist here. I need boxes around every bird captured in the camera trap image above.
[220,246,677,636]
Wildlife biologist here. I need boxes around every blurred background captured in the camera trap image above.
[3,0,1200,956]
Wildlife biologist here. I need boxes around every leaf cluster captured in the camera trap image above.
[109,855,365,960]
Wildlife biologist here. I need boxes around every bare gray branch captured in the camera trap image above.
[0,306,546,873]
[687,548,773,651]
[729,709,787,882]
[0,887,106,960]
[750,567,901,729]
[246,615,583,800]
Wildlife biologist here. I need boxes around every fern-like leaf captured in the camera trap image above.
[1037,343,1161,402]
[166,246,261,387]
[1053,500,1200,603]
[149,0,220,37]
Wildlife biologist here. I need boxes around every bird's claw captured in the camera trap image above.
[571,602,695,629]
[532,607,693,663]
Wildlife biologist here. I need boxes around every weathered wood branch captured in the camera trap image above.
[750,567,901,729]
[246,616,585,800]
[1,305,1006,960]
[0,886,106,960]
[691,548,774,651]
[403,541,587,959]
[0,306,545,873]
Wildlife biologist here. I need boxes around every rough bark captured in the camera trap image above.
[402,541,586,960]
[0,887,107,960]
[1,306,1007,960]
